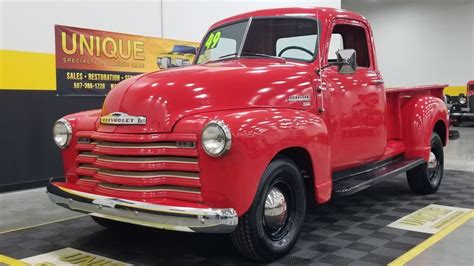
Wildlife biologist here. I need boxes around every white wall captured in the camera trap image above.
[0,0,162,53]
[343,0,474,87]
[161,0,340,41]
[470,0,474,79]
[0,0,340,53]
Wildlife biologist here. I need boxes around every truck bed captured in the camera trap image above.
[385,84,448,94]
[385,84,448,141]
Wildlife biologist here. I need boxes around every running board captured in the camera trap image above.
[332,158,425,197]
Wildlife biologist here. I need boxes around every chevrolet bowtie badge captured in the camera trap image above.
[100,112,146,125]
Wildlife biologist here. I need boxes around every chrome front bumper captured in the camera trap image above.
[46,181,238,233]
[450,112,474,117]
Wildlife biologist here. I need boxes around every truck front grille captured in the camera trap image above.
[73,132,201,203]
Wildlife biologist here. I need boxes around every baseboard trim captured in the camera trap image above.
[0,178,55,193]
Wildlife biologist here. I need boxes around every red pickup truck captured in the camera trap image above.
[48,8,449,261]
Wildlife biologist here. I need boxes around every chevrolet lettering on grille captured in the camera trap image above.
[100,112,146,125]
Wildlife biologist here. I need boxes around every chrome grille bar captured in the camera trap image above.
[97,141,178,149]
[99,183,201,194]
[97,155,198,164]
[98,169,199,179]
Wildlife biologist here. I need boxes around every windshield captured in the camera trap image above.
[172,45,197,55]
[196,17,319,64]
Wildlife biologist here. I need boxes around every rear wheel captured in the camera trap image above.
[231,158,306,262]
[406,132,444,194]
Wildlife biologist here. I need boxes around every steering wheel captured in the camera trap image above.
[278,46,314,57]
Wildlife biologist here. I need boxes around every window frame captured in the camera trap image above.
[194,16,321,65]
[194,18,250,64]
[326,18,375,70]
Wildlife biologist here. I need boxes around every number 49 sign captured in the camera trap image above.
[204,31,222,49]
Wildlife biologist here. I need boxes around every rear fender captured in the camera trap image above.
[173,108,331,216]
[401,96,448,161]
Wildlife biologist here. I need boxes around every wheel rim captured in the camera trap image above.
[262,181,293,240]
[427,151,441,186]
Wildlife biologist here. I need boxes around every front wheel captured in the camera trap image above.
[406,132,444,194]
[231,158,306,262]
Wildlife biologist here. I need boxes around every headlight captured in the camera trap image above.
[53,119,72,149]
[201,120,232,157]
[175,58,183,66]
[459,97,467,105]
[159,57,170,69]
[183,59,190,66]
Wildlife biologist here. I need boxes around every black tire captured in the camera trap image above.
[231,158,306,262]
[91,216,130,230]
[406,132,444,195]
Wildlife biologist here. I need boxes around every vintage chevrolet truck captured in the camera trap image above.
[48,8,449,261]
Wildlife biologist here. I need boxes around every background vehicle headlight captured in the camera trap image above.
[459,96,467,105]
[175,58,183,66]
[53,119,72,149]
[159,57,170,69]
[201,120,232,157]
[183,59,190,66]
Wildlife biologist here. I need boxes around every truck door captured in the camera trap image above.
[324,19,387,171]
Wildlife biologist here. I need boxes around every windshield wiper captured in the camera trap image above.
[218,52,238,59]
[218,52,286,63]
[241,52,286,63]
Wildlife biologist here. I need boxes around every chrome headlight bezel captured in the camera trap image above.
[459,96,467,105]
[175,58,184,66]
[201,120,232,157]
[53,118,72,149]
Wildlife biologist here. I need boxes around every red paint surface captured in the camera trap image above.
[54,7,449,216]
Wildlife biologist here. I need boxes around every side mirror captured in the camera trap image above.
[336,49,357,74]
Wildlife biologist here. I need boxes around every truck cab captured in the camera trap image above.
[48,8,449,262]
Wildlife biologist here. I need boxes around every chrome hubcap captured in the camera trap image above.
[428,152,438,169]
[427,151,440,185]
[264,187,288,233]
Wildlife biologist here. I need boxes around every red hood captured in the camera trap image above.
[99,59,314,133]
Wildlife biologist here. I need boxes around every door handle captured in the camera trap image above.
[317,85,326,113]
[371,79,384,85]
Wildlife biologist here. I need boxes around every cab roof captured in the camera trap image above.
[210,7,368,30]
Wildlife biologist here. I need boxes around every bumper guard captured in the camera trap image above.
[46,180,238,233]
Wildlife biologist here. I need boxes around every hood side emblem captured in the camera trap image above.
[100,112,146,125]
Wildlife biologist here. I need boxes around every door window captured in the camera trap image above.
[330,24,370,67]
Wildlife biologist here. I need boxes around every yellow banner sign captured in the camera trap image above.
[55,25,199,96]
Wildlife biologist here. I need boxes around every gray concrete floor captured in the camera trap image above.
[404,125,474,266]
[407,217,474,266]
[444,126,474,172]
[0,125,472,257]
[0,188,84,233]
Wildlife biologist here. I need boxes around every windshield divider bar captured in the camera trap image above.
[238,17,253,58]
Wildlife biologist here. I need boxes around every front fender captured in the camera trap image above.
[173,108,330,216]
[60,109,101,182]
[401,96,448,160]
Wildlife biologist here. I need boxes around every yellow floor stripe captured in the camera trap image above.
[0,49,56,90]
[0,254,29,266]
[388,210,474,266]
[0,215,86,235]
